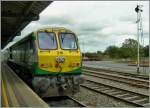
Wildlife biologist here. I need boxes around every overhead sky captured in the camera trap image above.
[13,1,149,52]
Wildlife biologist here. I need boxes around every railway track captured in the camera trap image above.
[83,68,149,89]
[43,96,86,107]
[83,66,149,80]
[68,96,87,107]
[81,79,149,107]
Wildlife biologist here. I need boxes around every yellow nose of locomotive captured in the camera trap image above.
[36,28,82,75]
[37,50,81,74]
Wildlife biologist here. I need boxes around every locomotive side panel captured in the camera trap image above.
[9,34,37,75]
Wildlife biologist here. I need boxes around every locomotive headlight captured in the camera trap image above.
[76,63,80,66]
[69,62,80,67]
[40,63,52,68]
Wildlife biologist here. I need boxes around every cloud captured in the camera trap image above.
[39,15,76,26]
[119,16,136,23]
[14,1,149,53]
[101,22,137,36]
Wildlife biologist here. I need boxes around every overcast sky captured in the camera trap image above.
[13,1,149,52]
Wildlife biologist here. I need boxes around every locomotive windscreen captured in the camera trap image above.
[38,32,57,49]
[59,33,77,50]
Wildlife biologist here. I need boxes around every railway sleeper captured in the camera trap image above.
[124,95,140,101]
[81,84,101,90]
[115,93,131,98]
[142,103,149,107]
[90,86,103,90]
[132,98,149,104]
[98,87,111,91]
[94,88,110,91]
[102,89,117,93]
[138,99,149,105]
[82,83,105,89]
[110,91,125,96]
[107,91,123,95]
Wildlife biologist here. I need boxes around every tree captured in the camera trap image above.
[104,46,120,58]
[120,38,143,59]
[97,51,103,54]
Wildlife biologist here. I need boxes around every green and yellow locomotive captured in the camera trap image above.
[7,27,83,97]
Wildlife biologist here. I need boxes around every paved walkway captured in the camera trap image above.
[1,62,49,107]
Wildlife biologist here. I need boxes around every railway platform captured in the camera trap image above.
[1,62,49,107]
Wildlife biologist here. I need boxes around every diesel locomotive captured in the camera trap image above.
[6,27,83,97]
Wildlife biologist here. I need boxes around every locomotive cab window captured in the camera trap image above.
[38,32,57,50]
[59,33,77,50]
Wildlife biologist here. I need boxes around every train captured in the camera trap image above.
[5,27,83,97]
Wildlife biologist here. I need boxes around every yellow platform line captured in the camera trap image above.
[2,80,9,107]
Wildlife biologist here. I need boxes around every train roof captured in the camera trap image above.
[37,27,73,33]
[5,32,33,49]
[4,27,74,49]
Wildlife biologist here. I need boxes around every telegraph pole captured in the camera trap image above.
[135,5,143,74]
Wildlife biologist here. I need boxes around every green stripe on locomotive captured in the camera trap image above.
[34,63,82,76]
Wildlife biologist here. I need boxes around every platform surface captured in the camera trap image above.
[1,62,49,107]
[83,61,149,76]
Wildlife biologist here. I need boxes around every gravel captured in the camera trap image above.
[71,87,135,107]
[70,73,149,107]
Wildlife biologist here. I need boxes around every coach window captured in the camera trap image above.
[38,32,57,50]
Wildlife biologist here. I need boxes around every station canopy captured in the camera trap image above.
[1,1,53,49]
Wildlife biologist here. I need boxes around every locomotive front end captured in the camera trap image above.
[32,28,83,97]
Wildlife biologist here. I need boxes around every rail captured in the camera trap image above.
[83,69,149,88]
[81,79,149,107]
